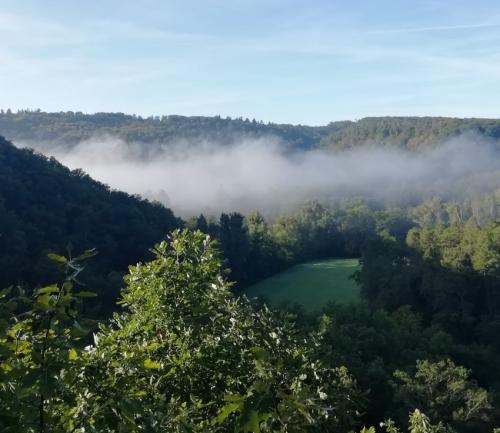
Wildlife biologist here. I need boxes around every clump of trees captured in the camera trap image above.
[187,200,414,288]
[345,220,500,430]
[393,359,491,429]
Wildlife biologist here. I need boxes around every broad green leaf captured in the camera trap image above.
[0,287,12,297]
[62,281,73,291]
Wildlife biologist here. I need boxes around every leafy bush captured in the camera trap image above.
[0,230,359,432]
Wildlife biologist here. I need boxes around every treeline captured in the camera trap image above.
[0,109,331,150]
[320,116,500,151]
[191,194,500,289]
[2,110,500,153]
[409,194,500,228]
[187,201,415,287]
[1,119,500,431]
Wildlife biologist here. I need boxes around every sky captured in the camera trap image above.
[1,0,500,125]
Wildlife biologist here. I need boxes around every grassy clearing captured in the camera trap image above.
[245,258,360,312]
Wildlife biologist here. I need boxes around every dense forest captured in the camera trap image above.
[320,117,500,151]
[2,110,500,153]
[1,225,499,432]
[0,136,182,310]
[1,114,500,432]
[0,110,333,151]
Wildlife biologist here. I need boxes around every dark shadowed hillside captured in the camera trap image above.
[0,136,182,309]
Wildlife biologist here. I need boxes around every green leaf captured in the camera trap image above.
[35,293,52,310]
[143,358,161,369]
[68,348,79,361]
[0,287,12,298]
[37,285,59,295]
[212,402,241,425]
[47,253,67,263]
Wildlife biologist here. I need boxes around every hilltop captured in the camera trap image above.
[1,110,500,152]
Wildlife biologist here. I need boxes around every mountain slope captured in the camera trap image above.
[0,136,182,309]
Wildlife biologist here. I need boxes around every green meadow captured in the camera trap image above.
[245,258,360,311]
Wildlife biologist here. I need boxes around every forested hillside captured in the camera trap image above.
[0,136,181,309]
[2,111,500,153]
[320,117,500,151]
[0,110,334,150]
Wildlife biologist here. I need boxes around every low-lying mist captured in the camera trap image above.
[17,135,500,217]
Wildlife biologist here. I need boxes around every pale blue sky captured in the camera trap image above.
[1,0,500,124]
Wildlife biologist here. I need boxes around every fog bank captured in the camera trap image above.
[18,135,500,217]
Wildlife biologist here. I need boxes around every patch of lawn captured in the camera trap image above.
[245,258,360,311]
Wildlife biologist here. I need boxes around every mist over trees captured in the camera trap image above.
[3,111,499,218]
[3,110,500,153]
[0,111,499,432]
[0,110,329,150]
